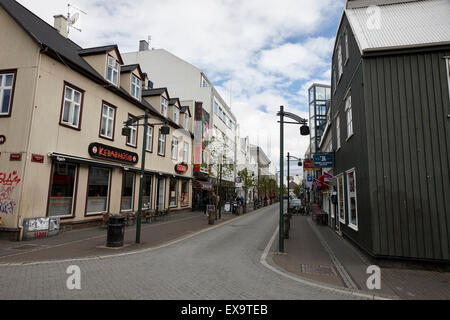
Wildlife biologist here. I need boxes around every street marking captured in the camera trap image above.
[259,226,393,300]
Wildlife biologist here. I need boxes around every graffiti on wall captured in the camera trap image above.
[0,171,21,215]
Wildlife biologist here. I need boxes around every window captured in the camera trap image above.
[345,93,353,138]
[174,107,180,124]
[181,180,189,207]
[131,74,141,100]
[447,58,450,101]
[169,178,178,207]
[126,115,137,147]
[60,83,83,129]
[201,75,208,87]
[48,163,77,217]
[214,101,219,114]
[183,141,189,162]
[346,169,358,230]
[171,136,178,160]
[0,70,16,116]
[337,174,345,223]
[158,131,166,155]
[107,55,119,86]
[336,115,341,150]
[100,103,115,140]
[121,171,135,212]
[344,29,349,64]
[145,125,153,152]
[333,68,337,93]
[161,97,168,117]
[184,115,189,130]
[86,167,110,215]
[142,174,152,209]
[337,43,343,79]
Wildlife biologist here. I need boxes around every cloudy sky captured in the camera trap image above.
[17,0,344,178]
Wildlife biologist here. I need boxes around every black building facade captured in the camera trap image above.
[331,0,450,261]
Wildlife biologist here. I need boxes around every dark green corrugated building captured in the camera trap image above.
[330,0,450,261]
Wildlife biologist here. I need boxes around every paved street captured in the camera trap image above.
[0,204,358,300]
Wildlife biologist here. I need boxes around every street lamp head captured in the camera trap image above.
[121,126,131,137]
[160,123,170,135]
[300,125,310,136]
[298,161,302,167]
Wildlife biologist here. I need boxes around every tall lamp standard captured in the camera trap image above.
[277,106,309,253]
[122,110,170,244]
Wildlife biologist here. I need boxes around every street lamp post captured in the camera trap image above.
[277,106,309,253]
[122,111,169,244]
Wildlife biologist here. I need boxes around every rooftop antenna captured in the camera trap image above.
[67,3,87,34]
[148,35,155,50]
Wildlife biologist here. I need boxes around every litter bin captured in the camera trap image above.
[284,213,291,239]
[107,215,125,247]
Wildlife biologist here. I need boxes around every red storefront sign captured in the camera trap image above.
[88,143,139,164]
[175,163,188,175]
[10,153,22,161]
[31,154,44,163]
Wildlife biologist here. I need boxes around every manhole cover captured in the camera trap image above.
[11,244,42,251]
[300,264,337,276]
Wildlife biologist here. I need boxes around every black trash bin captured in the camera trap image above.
[107,215,125,247]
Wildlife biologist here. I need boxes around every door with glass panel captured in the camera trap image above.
[156,177,166,212]
[48,163,77,217]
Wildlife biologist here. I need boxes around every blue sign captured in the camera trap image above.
[313,153,334,168]
[307,176,313,182]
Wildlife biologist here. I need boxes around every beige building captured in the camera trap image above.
[0,0,194,240]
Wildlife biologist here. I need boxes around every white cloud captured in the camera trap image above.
[16,0,345,170]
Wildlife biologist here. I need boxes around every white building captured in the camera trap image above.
[123,43,237,186]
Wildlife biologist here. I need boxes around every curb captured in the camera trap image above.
[260,226,397,300]
[0,204,273,267]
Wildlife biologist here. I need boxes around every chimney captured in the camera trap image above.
[53,15,68,37]
[139,40,149,51]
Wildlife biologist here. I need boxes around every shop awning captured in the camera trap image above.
[194,180,214,191]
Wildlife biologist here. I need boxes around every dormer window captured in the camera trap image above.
[184,115,189,130]
[174,107,179,125]
[161,97,168,117]
[131,74,141,100]
[201,75,208,87]
[107,55,119,86]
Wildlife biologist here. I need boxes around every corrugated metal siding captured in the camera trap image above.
[364,49,450,260]
[346,0,450,53]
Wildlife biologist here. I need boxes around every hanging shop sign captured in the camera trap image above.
[0,135,6,145]
[303,160,320,170]
[88,142,138,165]
[175,162,188,175]
[313,153,334,168]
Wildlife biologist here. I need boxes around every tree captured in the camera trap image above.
[237,168,256,211]
[294,184,301,197]
[209,130,236,216]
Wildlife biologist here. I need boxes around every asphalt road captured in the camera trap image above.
[0,204,358,299]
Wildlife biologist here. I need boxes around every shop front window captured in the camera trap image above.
[347,169,358,230]
[121,171,135,212]
[337,174,345,223]
[181,180,189,207]
[142,174,152,209]
[48,163,77,217]
[169,178,178,207]
[86,167,110,215]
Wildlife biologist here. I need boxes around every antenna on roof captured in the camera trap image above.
[148,35,155,50]
[67,3,87,34]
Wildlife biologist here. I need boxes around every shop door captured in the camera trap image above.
[156,178,166,211]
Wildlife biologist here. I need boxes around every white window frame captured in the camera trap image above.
[145,125,153,152]
[183,141,189,162]
[337,42,343,80]
[61,84,82,128]
[0,72,15,116]
[131,74,141,100]
[201,75,208,87]
[106,55,120,86]
[346,168,358,231]
[174,107,180,125]
[336,114,341,150]
[171,136,178,160]
[446,58,450,102]
[158,131,166,156]
[184,115,189,130]
[126,116,137,147]
[345,92,353,139]
[337,173,346,224]
[161,96,168,117]
[100,103,115,139]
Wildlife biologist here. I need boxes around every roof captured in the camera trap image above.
[78,45,124,64]
[169,98,180,107]
[345,0,450,54]
[180,106,191,117]
[142,88,169,98]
